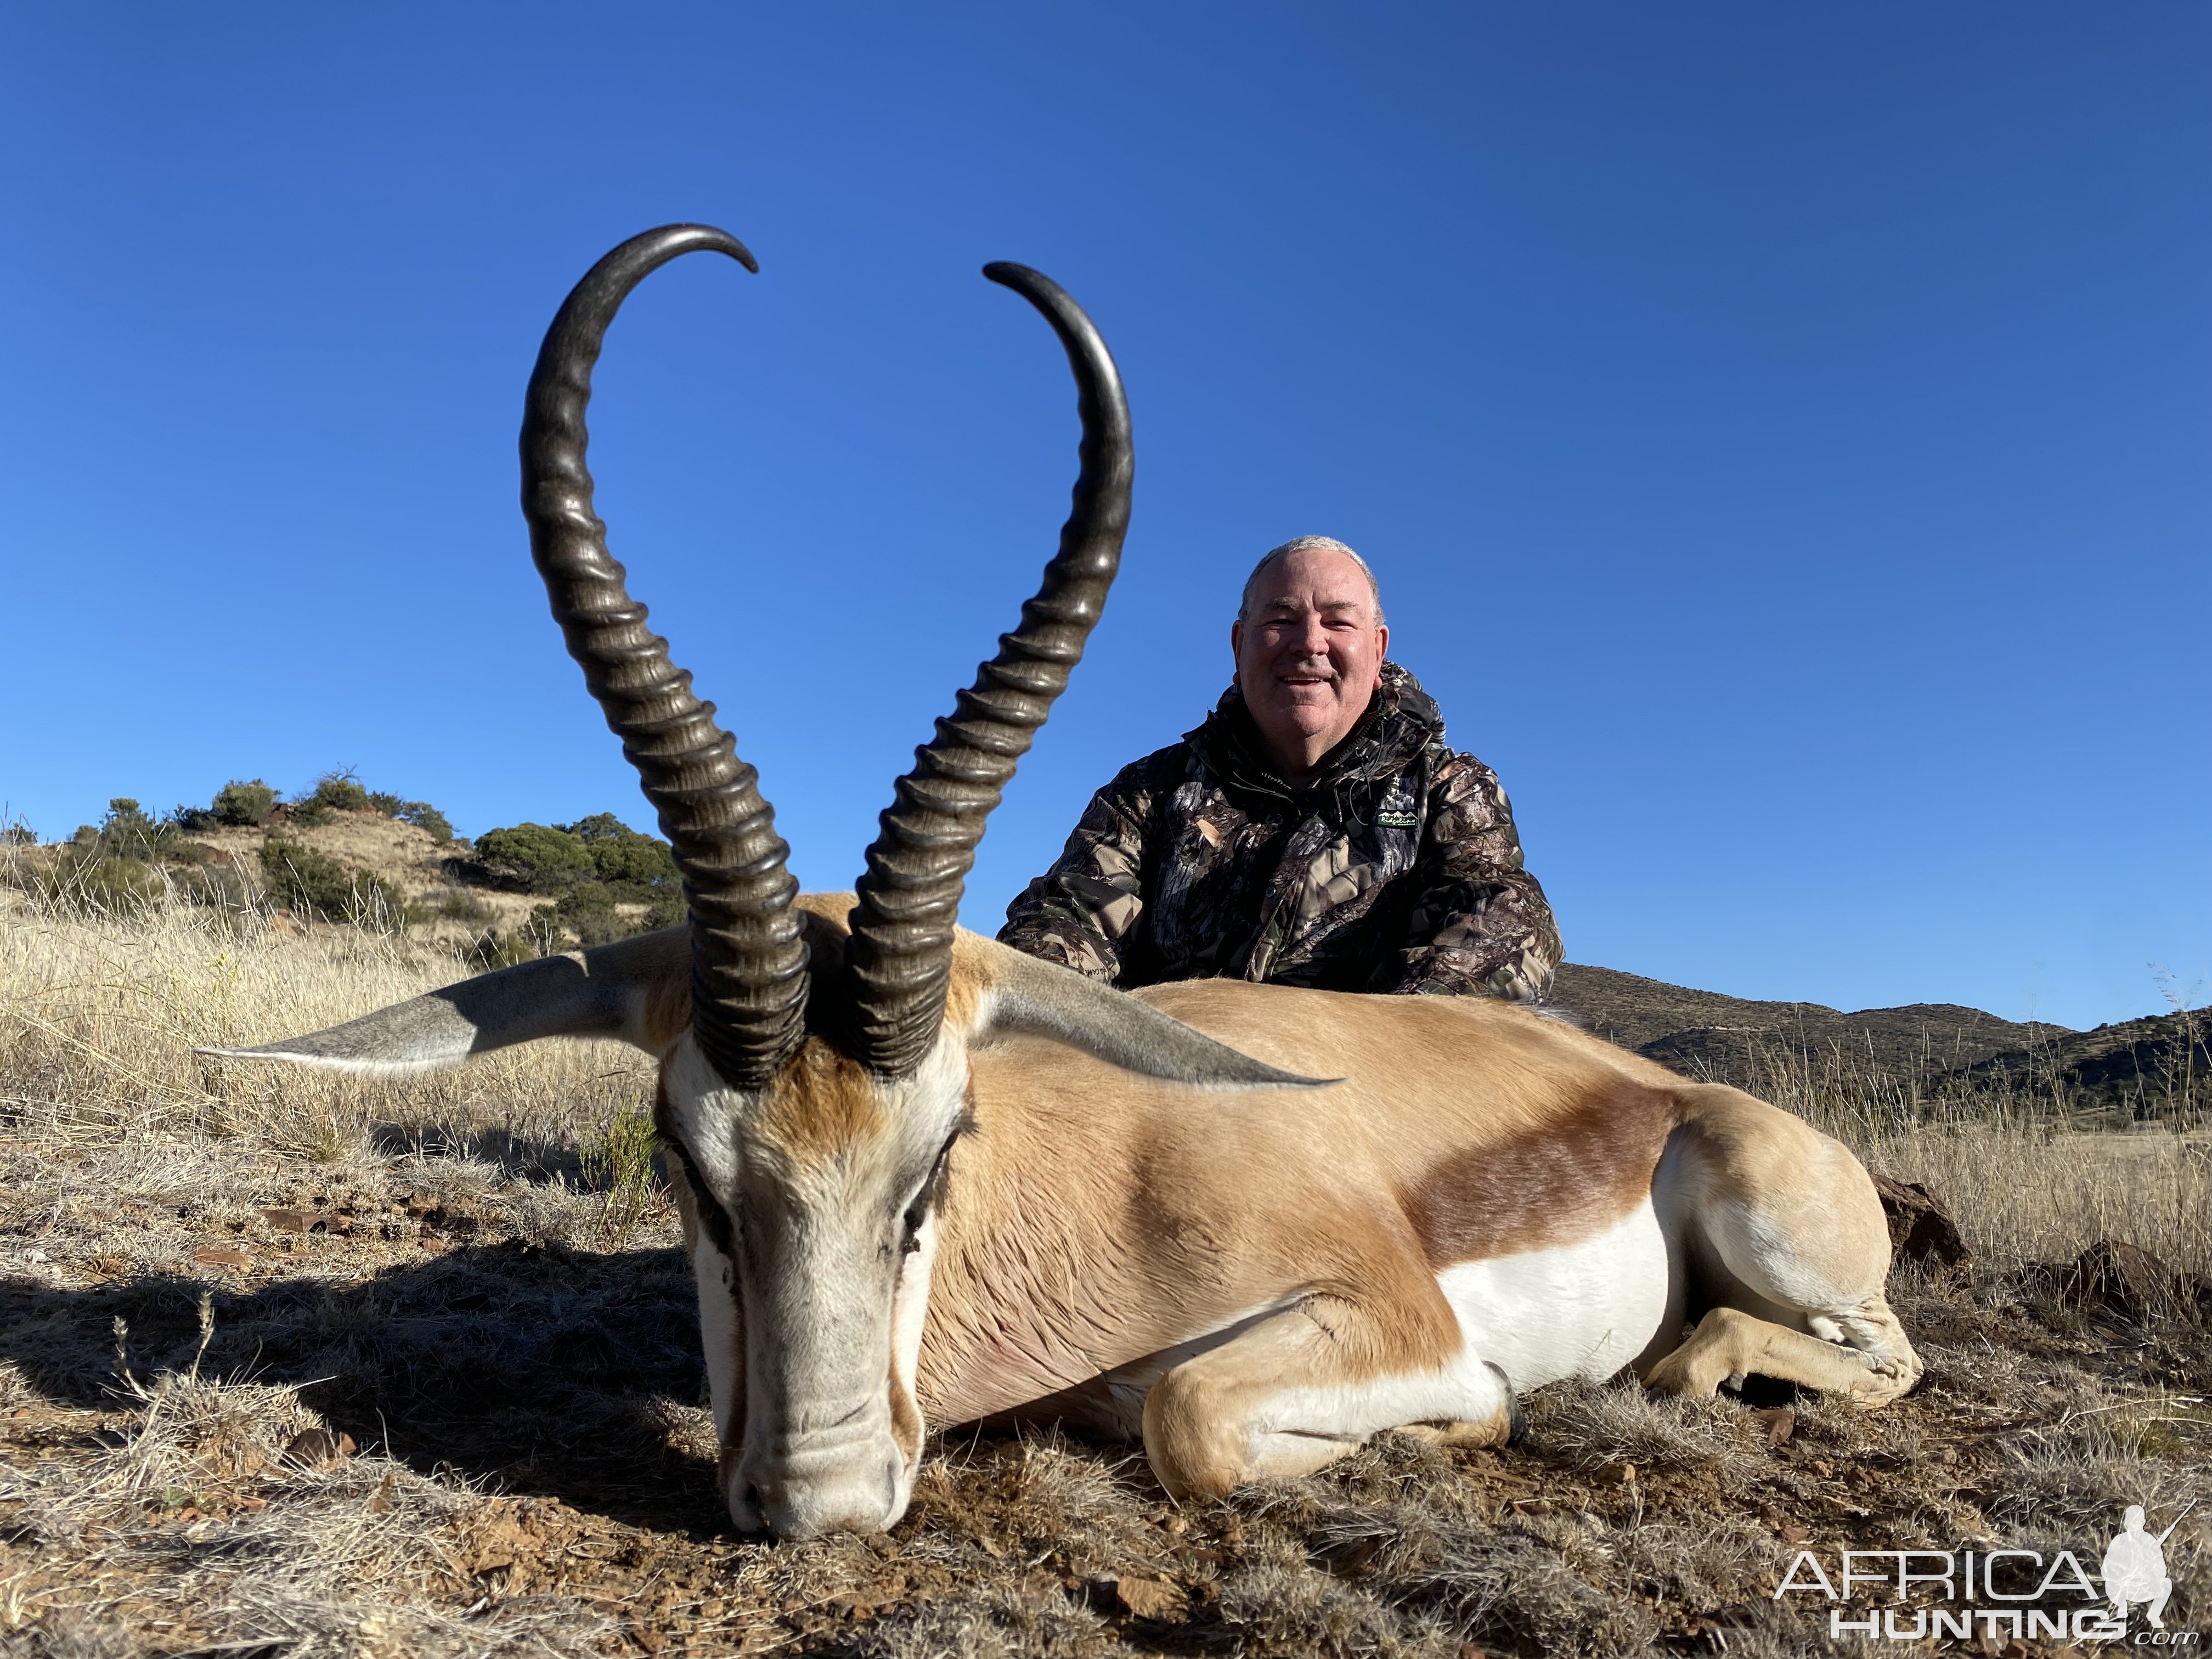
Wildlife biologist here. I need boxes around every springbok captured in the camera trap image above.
[206,224,1921,1541]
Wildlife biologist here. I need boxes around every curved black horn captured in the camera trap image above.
[520,224,808,1090]
[845,263,1133,1076]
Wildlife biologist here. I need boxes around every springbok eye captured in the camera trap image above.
[900,1131,958,1257]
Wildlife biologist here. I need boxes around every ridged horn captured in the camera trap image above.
[845,263,1133,1076]
[520,224,808,1090]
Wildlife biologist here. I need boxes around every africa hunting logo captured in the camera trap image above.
[1774,1502,2196,1643]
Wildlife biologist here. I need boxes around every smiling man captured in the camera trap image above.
[1000,535,1562,999]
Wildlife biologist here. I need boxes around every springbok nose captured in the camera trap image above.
[732,1446,904,1540]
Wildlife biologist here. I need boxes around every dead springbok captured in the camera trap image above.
[205,224,1921,1540]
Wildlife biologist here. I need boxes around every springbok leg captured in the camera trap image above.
[1643,1305,1915,1404]
[1139,1297,1516,1501]
[1647,1086,1924,1404]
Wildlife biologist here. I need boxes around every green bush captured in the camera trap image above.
[98,798,160,859]
[567,812,681,888]
[30,850,164,916]
[397,802,454,843]
[311,775,371,814]
[360,788,454,843]
[476,822,596,893]
[433,889,494,924]
[289,774,371,826]
[258,840,401,929]
[209,779,278,827]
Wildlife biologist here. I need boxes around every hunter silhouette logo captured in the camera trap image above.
[2105,1502,2192,1631]
[1773,1500,2199,1643]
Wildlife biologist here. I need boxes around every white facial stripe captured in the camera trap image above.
[660,1023,972,1538]
[663,1035,745,1200]
[693,1223,743,1443]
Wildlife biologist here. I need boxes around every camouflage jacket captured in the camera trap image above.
[998,662,1561,1000]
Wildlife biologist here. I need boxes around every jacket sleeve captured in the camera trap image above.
[1386,752,1563,1001]
[996,767,1155,985]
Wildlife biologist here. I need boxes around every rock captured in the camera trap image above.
[259,1207,318,1233]
[1594,1461,1636,1486]
[2063,1240,2185,1321]
[191,1246,251,1270]
[1109,1576,1188,1620]
[1753,1406,1796,1447]
[1872,1176,1971,1267]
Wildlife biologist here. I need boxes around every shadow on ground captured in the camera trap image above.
[365,1121,596,1187]
[0,1240,717,1532]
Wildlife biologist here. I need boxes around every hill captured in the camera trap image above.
[1952,1007,2211,1118]
[1550,962,2206,1120]
[1549,962,2065,1075]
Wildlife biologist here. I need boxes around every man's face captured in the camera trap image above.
[1230,548,1389,781]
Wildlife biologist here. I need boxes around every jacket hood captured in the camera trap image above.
[1189,660,1444,806]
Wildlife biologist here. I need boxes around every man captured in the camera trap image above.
[1000,535,1561,1000]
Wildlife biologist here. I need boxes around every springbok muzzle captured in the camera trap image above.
[726,1409,909,1539]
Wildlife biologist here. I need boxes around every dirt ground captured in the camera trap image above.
[1,900,2207,1656]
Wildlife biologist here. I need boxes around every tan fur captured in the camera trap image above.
[1643,1306,1916,1403]
[750,1039,891,1165]
[645,909,1915,1510]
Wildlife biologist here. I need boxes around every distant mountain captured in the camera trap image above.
[1549,963,2063,1078]
[1550,963,2206,1120]
[1951,1009,2210,1118]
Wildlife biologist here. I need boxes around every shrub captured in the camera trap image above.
[1,822,35,848]
[580,1101,664,1243]
[362,788,454,843]
[549,882,630,948]
[258,841,400,929]
[567,812,680,888]
[289,774,373,826]
[396,801,454,843]
[432,889,494,924]
[30,851,164,917]
[208,779,278,827]
[475,822,595,893]
[98,798,160,859]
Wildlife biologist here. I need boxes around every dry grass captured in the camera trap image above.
[1,893,2207,1656]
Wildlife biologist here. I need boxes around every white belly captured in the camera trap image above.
[1434,1197,1671,1391]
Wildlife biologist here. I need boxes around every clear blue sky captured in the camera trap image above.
[2,5,2205,1030]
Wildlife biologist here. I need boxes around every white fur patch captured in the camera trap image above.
[1435,1198,1671,1390]
[1231,1203,1671,1464]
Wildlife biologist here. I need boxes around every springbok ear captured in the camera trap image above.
[196,926,692,1075]
[960,936,1338,1091]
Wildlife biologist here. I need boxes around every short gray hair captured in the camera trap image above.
[1237,535,1385,624]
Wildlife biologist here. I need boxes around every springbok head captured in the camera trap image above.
[204,225,1323,1538]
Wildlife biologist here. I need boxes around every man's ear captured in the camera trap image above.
[956,934,1337,1091]
[197,926,693,1075]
